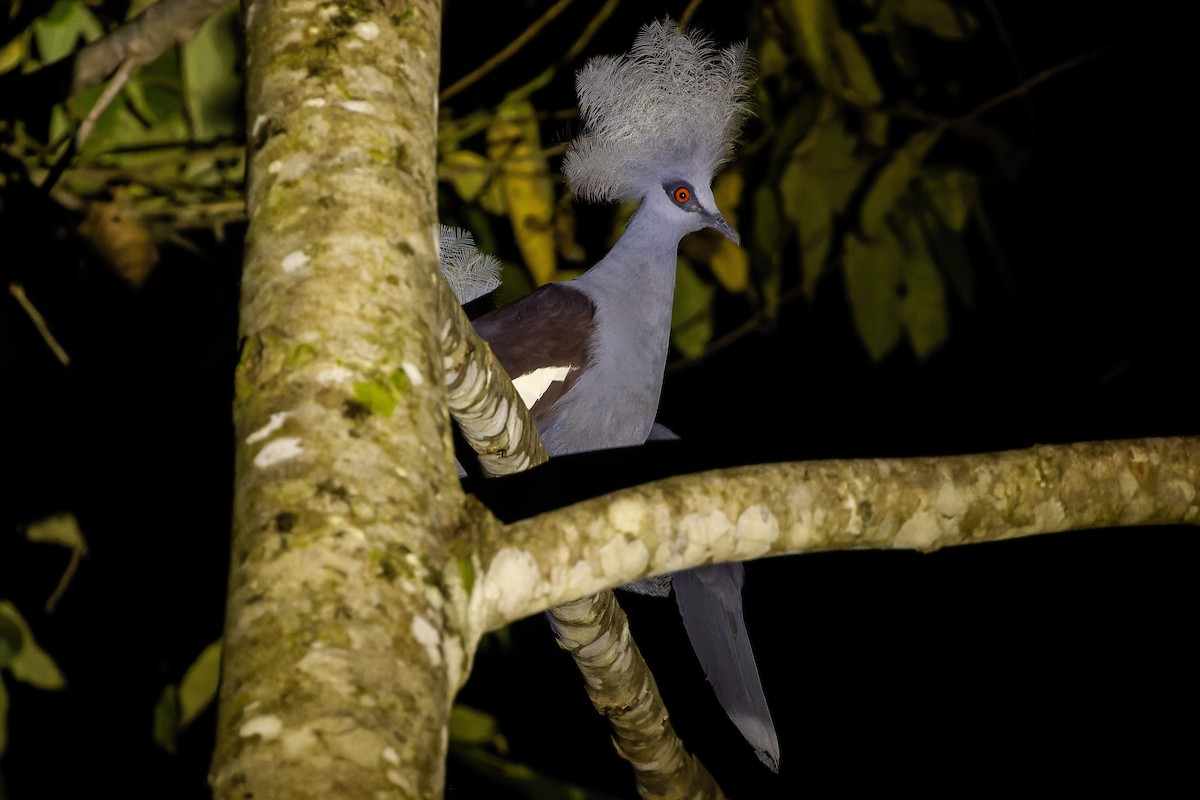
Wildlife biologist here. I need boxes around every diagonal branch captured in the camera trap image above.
[472,437,1200,631]
[438,277,548,475]
[71,0,232,95]
[440,0,576,102]
[549,592,726,800]
[438,266,723,795]
[8,282,71,366]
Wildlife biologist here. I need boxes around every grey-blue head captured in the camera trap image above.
[561,18,753,245]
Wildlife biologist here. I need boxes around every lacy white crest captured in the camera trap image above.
[562,18,753,204]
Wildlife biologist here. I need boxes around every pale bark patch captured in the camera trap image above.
[326,727,387,768]
[282,250,310,273]
[246,410,291,444]
[401,361,425,387]
[481,548,541,621]
[1118,468,1140,499]
[1033,499,1067,531]
[935,481,969,518]
[253,436,303,468]
[267,153,313,181]
[678,510,734,566]
[297,646,359,697]
[240,714,284,739]
[411,614,442,667]
[893,508,940,549]
[339,100,377,115]
[734,505,779,559]
[606,496,646,535]
[842,494,865,536]
[597,536,649,583]
[281,726,319,758]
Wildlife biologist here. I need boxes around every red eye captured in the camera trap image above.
[674,186,690,204]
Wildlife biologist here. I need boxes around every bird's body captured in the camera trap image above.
[474,198,685,455]
[461,18,780,771]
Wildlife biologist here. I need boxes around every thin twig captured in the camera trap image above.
[441,0,577,102]
[8,283,71,366]
[76,58,135,149]
[679,0,705,28]
[561,0,621,63]
[45,548,83,614]
[958,46,1108,125]
[667,284,807,374]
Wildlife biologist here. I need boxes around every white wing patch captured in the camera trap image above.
[512,365,570,410]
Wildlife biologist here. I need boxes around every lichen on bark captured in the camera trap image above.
[214,2,460,798]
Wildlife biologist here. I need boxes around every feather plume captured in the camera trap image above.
[438,225,502,304]
[562,18,753,203]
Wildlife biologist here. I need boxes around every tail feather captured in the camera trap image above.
[673,563,780,772]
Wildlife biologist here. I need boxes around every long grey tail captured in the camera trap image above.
[672,563,780,772]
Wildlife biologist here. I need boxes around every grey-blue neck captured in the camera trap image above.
[573,203,683,319]
[542,203,687,454]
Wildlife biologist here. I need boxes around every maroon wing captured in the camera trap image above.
[472,283,597,425]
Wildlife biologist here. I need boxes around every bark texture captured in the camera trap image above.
[549,593,726,800]
[476,437,1200,629]
[213,2,462,798]
[439,278,547,477]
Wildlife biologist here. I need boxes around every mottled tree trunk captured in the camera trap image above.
[211,1,467,798]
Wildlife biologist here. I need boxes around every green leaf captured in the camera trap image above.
[831,29,882,107]
[449,704,500,746]
[788,111,872,214]
[767,96,821,166]
[785,0,837,86]
[894,0,978,40]
[9,646,64,690]
[862,109,890,148]
[24,512,87,554]
[120,75,159,125]
[442,150,506,214]
[919,167,978,231]
[842,233,903,360]
[895,212,950,358]
[778,165,833,296]
[756,33,789,79]
[0,602,65,691]
[671,256,715,359]
[860,131,937,239]
[750,184,784,304]
[708,170,748,293]
[352,380,398,418]
[178,640,222,729]
[152,683,181,753]
[869,0,922,77]
[488,100,557,286]
[916,168,978,308]
[31,0,105,66]
[494,260,534,306]
[181,2,243,140]
[0,29,29,75]
[0,612,20,669]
